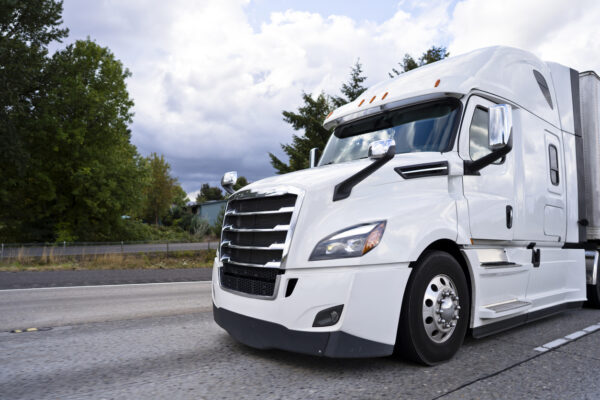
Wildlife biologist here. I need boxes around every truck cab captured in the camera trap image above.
[212,46,600,365]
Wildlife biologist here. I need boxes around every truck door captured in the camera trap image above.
[542,130,566,240]
[460,97,515,241]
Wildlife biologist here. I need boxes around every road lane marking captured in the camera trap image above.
[0,280,212,292]
[565,330,587,340]
[10,327,52,333]
[534,323,600,352]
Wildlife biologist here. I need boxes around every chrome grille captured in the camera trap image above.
[219,189,301,298]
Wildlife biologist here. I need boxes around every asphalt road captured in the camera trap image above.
[0,268,213,289]
[0,241,218,258]
[2,282,600,399]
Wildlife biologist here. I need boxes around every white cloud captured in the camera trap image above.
[59,0,450,194]
[449,0,600,72]
[58,0,600,197]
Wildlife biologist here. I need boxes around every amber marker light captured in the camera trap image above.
[434,79,441,87]
[382,92,389,100]
[362,221,386,255]
[358,99,365,107]
[326,111,333,119]
[369,95,377,104]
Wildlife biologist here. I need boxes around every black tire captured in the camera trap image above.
[586,283,600,308]
[395,250,470,365]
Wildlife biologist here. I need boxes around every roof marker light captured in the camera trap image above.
[381,92,389,100]
[434,79,441,88]
[369,95,376,104]
[358,99,365,107]
[326,111,333,119]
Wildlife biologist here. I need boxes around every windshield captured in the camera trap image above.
[319,100,461,165]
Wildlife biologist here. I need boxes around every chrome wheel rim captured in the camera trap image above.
[422,274,460,343]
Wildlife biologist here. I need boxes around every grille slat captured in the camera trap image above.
[220,263,282,297]
[219,192,298,298]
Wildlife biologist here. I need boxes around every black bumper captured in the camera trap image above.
[213,304,394,358]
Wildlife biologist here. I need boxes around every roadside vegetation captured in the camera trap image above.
[0,249,217,272]
[0,1,245,244]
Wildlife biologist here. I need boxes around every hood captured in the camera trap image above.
[237,152,456,197]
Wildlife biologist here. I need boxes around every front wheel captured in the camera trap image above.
[395,251,470,365]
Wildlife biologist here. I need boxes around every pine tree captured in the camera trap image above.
[389,46,449,78]
[331,60,367,107]
[269,60,367,174]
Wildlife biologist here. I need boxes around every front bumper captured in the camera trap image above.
[212,261,413,358]
[213,304,393,357]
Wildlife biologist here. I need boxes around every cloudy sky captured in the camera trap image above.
[54,0,600,199]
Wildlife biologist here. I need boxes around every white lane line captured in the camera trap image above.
[0,280,212,292]
[542,338,569,349]
[534,323,600,352]
[565,330,587,340]
[583,324,600,333]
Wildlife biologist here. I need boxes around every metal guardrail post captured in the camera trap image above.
[166,240,169,256]
[1,243,3,260]
[121,241,124,254]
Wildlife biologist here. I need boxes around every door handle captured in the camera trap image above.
[506,205,513,229]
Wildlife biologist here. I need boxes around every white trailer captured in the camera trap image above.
[212,46,600,365]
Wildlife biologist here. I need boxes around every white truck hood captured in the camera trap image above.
[238,152,458,196]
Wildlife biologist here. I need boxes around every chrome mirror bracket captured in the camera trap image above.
[221,171,238,194]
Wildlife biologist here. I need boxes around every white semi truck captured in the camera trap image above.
[212,46,600,365]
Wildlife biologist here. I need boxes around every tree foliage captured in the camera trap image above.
[233,176,249,191]
[142,153,179,225]
[389,45,449,77]
[196,184,224,204]
[0,0,68,240]
[331,60,367,108]
[269,60,367,174]
[1,36,147,241]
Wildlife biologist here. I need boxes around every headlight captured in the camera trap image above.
[309,221,386,261]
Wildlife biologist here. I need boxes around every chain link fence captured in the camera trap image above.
[0,240,220,260]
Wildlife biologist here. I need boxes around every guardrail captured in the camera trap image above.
[0,240,220,259]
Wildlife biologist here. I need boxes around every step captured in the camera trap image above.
[479,299,531,319]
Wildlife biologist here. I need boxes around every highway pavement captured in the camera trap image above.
[1,282,600,399]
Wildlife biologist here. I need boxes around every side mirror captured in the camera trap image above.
[221,171,237,194]
[488,104,512,149]
[309,148,319,168]
[464,105,514,175]
[368,139,396,160]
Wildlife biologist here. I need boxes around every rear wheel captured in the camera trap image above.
[586,250,600,308]
[396,250,470,365]
[586,283,600,308]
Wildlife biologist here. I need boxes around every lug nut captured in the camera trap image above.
[456,305,461,310]
[453,315,459,320]
[451,322,456,327]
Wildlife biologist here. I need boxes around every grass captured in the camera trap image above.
[0,249,217,272]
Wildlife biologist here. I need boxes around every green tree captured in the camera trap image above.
[143,153,178,225]
[270,60,368,174]
[233,176,249,191]
[211,205,226,236]
[195,183,224,204]
[331,60,367,108]
[269,93,332,174]
[172,185,188,208]
[3,39,147,241]
[389,45,449,77]
[0,0,69,240]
